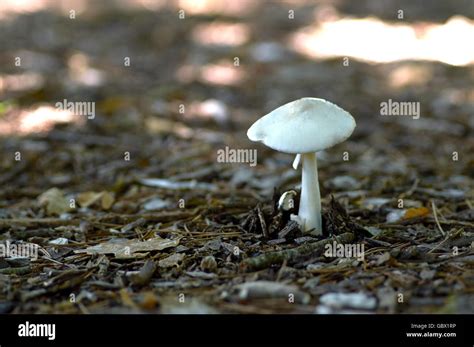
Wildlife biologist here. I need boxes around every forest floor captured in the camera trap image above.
[0,0,473,314]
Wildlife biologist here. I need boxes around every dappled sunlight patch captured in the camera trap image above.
[176,0,256,16]
[176,61,247,86]
[0,105,84,136]
[199,61,247,86]
[0,0,88,20]
[0,0,51,20]
[192,22,250,47]
[186,99,228,123]
[289,16,474,66]
[67,52,106,88]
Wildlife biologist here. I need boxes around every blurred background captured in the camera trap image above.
[1,0,473,195]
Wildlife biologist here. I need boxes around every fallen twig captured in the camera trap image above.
[431,200,446,236]
[240,232,355,272]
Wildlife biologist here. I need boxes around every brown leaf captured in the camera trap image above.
[404,207,430,220]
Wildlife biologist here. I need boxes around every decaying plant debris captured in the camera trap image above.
[0,1,473,314]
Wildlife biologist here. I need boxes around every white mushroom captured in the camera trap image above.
[247,97,356,235]
[277,190,297,211]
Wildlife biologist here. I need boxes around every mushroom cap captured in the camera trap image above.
[247,97,356,154]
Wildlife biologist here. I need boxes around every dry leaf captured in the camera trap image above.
[119,288,137,308]
[139,291,159,310]
[404,207,430,219]
[77,192,103,208]
[101,192,115,210]
[77,191,115,210]
[158,253,184,268]
[78,237,180,259]
[128,260,156,286]
[376,252,391,265]
[38,188,71,216]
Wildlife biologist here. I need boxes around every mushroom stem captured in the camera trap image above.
[298,152,322,235]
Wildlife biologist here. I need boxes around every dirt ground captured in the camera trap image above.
[0,0,473,314]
